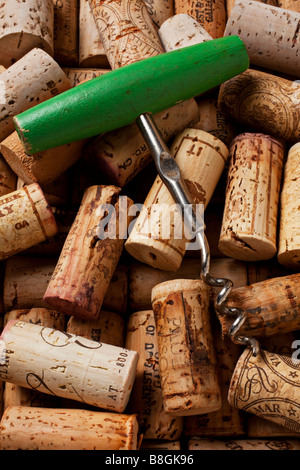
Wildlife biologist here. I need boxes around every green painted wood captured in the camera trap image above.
[14,36,249,154]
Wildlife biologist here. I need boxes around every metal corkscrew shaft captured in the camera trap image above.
[136,112,260,356]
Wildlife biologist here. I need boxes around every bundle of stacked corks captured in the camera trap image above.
[0,0,299,451]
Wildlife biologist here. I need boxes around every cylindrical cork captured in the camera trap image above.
[79,0,110,68]
[88,0,164,69]
[174,0,227,38]
[44,185,133,320]
[228,347,300,433]
[151,279,221,416]
[158,13,213,52]
[125,310,184,439]
[83,99,199,188]
[53,0,79,66]
[0,155,17,197]
[277,0,300,11]
[0,0,54,68]
[188,437,300,450]
[17,173,71,207]
[129,257,248,311]
[218,69,300,144]
[63,67,110,86]
[0,183,57,261]
[0,131,86,186]
[224,0,300,77]
[218,273,300,338]
[101,264,128,315]
[0,407,139,450]
[278,143,300,270]
[144,0,174,28]
[0,320,138,412]
[0,48,71,142]
[218,133,285,261]
[226,0,277,18]
[125,129,228,271]
[66,310,125,347]
[247,258,291,286]
[194,98,236,148]
[3,308,66,411]
[184,331,246,437]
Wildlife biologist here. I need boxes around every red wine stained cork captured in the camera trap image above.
[125,129,228,271]
[218,69,300,144]
[0,155,17,197]
[0,0,54,68]
[0,406,139,450]
[53,0,79,67]
[144,0,174,28]
[218,133,285,261]
[0,131,86,186]
[278,143,300,270]
[0,183,57,261]
[218,273,300,338]
[66,310,126,347]
[174,0,227,38]
[0,320,138,412]
[224,0,300,77]
[0,48,71,142]
[44,185,133,320]
[79,0,110,68]
[89,0,164,69]
[158,13,213,52]
[151,279,221,416]
[125,310,184,439]
[229,348,300,433]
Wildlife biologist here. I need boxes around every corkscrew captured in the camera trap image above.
[136,112,260,357]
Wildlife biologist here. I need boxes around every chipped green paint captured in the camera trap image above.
[14,36,249,155]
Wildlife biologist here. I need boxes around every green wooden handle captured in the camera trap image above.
[14,36,249,154]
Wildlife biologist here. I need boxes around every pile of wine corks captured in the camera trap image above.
[0,0,299,452]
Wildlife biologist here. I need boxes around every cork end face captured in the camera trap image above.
[43,294,99,321]
[218,233,277,262]
[125,240,183,272]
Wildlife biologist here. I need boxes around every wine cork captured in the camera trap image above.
[144,0,174,28]
[53,0,79,66]
[247,259,292,286]
[129,257,248,311]
[0,183,57,261]
[125,129,229,271]
[79,0,109,68]
[0,131,86,186]
[66,310,125,347]
[184,332,246,437]
[0,48,71,142]
[0,155,17,197]
[102,263,128,315]
[3,256,56,311]
[278,143,300,270]
[0,320,138,412]
[63,67,110,86]
[44,185,133,320]
[226,0,278,18]
[218,273,300,338]
[194,98,236,148]
[229,348,300,433]
[89,0,164,70]
[0,406,139,450]
[277,0,300,11]
[3,308,66,411]
[125,310,184,439]
[17,173,71,207]
[151,279,221,416]
[158,13,213,52]
[218,69,300,144]
[0,0,54,68]
[174,0,227,38]
[83,99,200,187]
[218,133,285,261]
[224,0,300,77]
[188,437,300,450]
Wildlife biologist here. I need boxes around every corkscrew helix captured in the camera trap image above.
[136,113,260,357]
